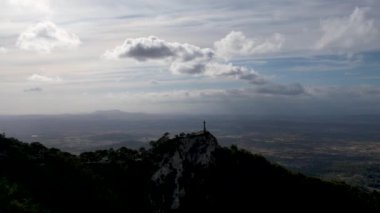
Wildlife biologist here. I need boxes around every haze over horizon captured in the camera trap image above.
[1,0,380,115]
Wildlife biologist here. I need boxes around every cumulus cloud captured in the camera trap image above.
[204,63,267,84]
[104,36,214,62]
[169,61,267,84]
[169,60,207,74]
[27,74,62,83]
[24,87,43,92]
[316,7,379,52]
[214,31,285,58]
[104,35,268,84]
[17,21,81,53]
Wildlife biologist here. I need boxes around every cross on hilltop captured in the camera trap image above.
[203,120,207,133]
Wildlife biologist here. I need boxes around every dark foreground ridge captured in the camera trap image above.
[0,131,379,212]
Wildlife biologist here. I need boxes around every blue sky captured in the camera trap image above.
[0,0,380,115]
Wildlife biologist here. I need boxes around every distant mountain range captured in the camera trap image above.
[0,130,379,212]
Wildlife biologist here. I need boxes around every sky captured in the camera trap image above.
[1,0,380,115]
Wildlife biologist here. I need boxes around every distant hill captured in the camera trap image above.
[0,131,379,212]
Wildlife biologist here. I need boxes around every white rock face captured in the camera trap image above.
[151,132,219,210]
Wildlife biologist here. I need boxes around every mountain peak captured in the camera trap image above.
[151,131,219,210]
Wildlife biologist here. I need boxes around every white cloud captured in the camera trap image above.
[169,59,209,74]
[203,63,267,84]
[8,0,51,14]
[104,35,267,84]
[169,61,267,84]
[316,7,379,53]
[103,36,214,62]
[16,21,81,53]
[0,47,7,54]
[214,31,285,58]
[27,74,62,83]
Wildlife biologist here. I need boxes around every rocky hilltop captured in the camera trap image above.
[151,131,219,210]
